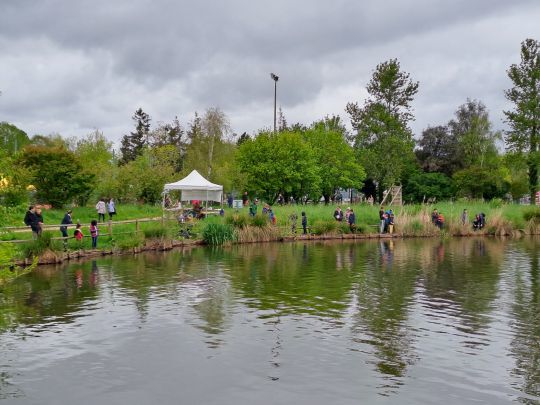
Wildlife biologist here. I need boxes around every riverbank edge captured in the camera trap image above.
[9,227,539,270]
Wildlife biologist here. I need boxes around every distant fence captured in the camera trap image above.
[0,217,168,244]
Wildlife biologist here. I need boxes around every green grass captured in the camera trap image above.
[1,203,163,228]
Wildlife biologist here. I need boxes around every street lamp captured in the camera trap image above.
[270,73,279,132]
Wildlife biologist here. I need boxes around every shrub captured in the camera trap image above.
[311,219,338,235]
[20,232,61,257]
[523,208,540,223]
[489,198,504,209]
[112,234,145,250]
[225,213,249,229]
[202,223,236,245]
[250,214,268,228]
[143,225,169,239]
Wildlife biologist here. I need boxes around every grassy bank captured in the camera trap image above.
[1,201,540,284]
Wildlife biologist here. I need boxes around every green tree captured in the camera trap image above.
[236,131,320,202]
[120,108,151,165]
[0,149,32,206]
[17,146,95,207]
[504,38,540,204]
[449,99,501,169]
[0,122,29,154]
[403,172,453,203]
[116,146,177,204]
[416,125,461,176]
[346,59,419,200]
[149,116,186,172]
[303,126,365,204]
[73,130,115,200]
[453,164,510,200]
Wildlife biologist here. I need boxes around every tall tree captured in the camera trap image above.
[150,116,186,172]
[416,125,461,176]
[202,107,230,178]
[0,122,29,154]
[449,99,500,169]
[17,146,95,207]
[303,126,365,204]
[504,38,540,204]
[346,59,419,199]
[120,108,151,165]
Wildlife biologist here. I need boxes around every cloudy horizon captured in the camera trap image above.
[1,0,539,147]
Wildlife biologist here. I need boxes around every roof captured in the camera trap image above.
[163,170,223,191]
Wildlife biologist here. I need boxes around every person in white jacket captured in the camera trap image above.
[96,198,106,222]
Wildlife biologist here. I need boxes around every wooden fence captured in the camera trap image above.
[0,217,168,244]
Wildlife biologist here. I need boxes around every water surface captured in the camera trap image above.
[1,238,539,404]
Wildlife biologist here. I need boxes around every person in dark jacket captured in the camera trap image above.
[301,211,308,235]
[24,206,35,228]
[32,208,44,239]
[60,210,73,248]
[348,208,356,233]
[227,193,233,209]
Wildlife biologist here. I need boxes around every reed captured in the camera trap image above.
[202,223,236,245]
[236,225,281,243]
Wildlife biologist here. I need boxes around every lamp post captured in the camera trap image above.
[270,73,279,132]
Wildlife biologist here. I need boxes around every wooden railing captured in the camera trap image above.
[0,217,167,244]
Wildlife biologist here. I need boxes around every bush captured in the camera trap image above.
[143,225,169,239]
[20,232,61,257]
[250,214,268,228]
[311,219,338,235]
[202,223,236,245]
[112,234,145,250]
[523,208,540,223]
[489,198,504,209]
[225,213,249,229]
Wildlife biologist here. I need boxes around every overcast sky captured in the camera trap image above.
[1,0,539,147]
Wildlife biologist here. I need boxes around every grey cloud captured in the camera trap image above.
[0,0,539,143]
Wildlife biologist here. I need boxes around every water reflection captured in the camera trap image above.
[0,238,539,404]
[508,240,540,403]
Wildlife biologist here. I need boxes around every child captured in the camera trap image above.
[74,223,84,248]
[301,211,307,235]
[90,220,98,249]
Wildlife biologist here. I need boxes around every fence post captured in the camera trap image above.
[135,220,140,233]
[108,220,112,236]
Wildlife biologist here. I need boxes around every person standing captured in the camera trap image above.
[74,223,84,248]
[249,199,258,217]
[348,208,356,233]
[107,198,116,221]
[227,193,233,209]
[431,208,439,225]
[289,213,298,234]
[60,209,73,248]
[24,205,35,228]
[33,207,44,239]
[96,198,106,222]
[334,206,343,222]
[461,209,468,226]
[301,211,308,235]
[90,220,98,249]
[242,191,249,207]
[387,209,394,234]
[379,206,386,233]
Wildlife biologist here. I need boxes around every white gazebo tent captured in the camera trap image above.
[163,170,223,212]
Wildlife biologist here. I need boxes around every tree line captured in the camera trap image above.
[0,38,538,208]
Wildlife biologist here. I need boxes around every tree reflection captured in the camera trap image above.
[351,239,418,392]
[419,238,504,349]
[509,239,540,402]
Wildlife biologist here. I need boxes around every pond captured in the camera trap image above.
[0,238,539,404]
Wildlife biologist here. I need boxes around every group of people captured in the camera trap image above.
[23,198,115,250]
[95,198,116,222]
[23,206,44,239]
[379,206,395,234]
[288,212,308,235]
[333,206,357,232]
[432,208,486,230]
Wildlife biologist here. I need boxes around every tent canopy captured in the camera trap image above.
[163,170,223,202]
